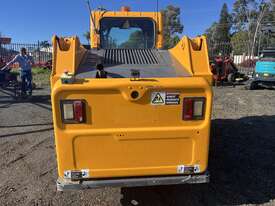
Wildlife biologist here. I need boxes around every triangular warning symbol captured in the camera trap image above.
[152,93,164,104]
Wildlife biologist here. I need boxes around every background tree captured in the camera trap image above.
[205,4,232,56]
[40,40,51,49]
[216,3,232,55]
[161,5,184,49]
[103,37,118,48]
[205,22,218,43]
[231,31,250,54]
[232,0,256,31]
[216,3,232,43]
[120,31,145,49]
[232,0,270,56]
[83,31,90,44]
[205,0,273,57]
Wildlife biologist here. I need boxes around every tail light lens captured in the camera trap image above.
[183,98,205,120]
[61,100,86,123]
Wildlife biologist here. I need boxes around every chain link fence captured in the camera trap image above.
[0,41,258,74]
[208,41,258,74]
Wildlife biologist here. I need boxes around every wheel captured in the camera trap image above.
[248,81,258,90]
[214,80,218,87]
[227,73,235,83]
[13,82,20,98]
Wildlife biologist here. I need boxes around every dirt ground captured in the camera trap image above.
[0,85,275,206]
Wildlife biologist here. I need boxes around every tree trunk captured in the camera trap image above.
[251,5,267,57]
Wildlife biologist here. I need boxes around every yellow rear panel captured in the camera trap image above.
[51,77,212,179]
[51,33,213,180]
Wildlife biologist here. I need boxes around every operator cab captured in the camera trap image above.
[259,48,275,61]
[100,17,155,49]
[76,7,190,79]
[90,6,163,49]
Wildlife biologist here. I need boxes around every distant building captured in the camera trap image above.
[0,37,11,44]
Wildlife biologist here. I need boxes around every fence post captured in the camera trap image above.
[38,40,41,66]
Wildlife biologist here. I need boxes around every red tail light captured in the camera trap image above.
[183,98,193,120]
[73,101,84,122]
[61,100,86,123]
[183,98,205,120]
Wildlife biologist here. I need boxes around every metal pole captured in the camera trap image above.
[38,41,41,66]
[258,31,262,57]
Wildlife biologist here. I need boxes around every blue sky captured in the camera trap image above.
[0,0,235,44]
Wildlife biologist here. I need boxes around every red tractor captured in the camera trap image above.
[210,56,248,86]
[41,59,52,70]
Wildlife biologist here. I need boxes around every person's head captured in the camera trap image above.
[20,48,27,55]
[96,64,104,71]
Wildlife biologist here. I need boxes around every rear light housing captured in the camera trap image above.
[183,97,206,120]
[60,100,86,123]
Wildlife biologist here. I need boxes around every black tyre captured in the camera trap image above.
[227,73,235,83]
[249,81,258,90]
[13,82,20,98]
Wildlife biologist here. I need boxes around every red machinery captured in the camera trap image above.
[210,56,248,86]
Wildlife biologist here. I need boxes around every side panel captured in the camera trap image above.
[51,78,212,179]
[51,36,87,85]
[169,36,213,85]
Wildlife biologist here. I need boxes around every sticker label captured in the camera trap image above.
[64,169,90,179]
[177,165,201,174]
[151,92,180,105]
[166,93,180,105]
[194,165,200,173]
[177,165,185,174]
[151,92,165,105]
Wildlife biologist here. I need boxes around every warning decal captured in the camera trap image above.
[151,92,165,105]
[151,92,180,105]
[166,93,180,105]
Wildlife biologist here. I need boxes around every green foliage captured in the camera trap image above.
[206,0,274,56]
[233,0,273,55]
[32,67,51,74]
[10,67,51,86]
[216,3,232,43]
[205,22,218,43]
[119,31,145,49]
[32,67,51,86]
[232,0,257,31]
[40,41,51,48]
[161,5,184,49]
[83,31,90,44]
[231,31,249,54]
[108,38,118,49]
[206,3,232,55]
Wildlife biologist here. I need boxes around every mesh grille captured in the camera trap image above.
[103,49,160,65]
